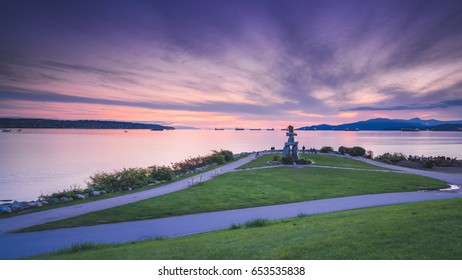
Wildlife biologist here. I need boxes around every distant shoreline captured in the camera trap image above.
[0,118,175,130]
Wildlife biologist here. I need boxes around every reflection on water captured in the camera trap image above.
[1,129,461,200]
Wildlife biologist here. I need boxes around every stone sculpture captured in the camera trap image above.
[282,125,299,161]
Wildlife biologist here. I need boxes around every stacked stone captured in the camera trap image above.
[282,125,300,161]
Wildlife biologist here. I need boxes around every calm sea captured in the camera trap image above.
[1,129,461,200]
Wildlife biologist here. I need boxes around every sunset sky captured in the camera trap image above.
[1,0,461,128]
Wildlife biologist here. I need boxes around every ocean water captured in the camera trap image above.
[1,129,461,200]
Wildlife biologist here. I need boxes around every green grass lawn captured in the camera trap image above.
[21,164,445,232]
[0,155,247,220]
[239,153,387,170]
[31,198,462,260]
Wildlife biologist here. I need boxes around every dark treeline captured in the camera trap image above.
[0,118,175,130]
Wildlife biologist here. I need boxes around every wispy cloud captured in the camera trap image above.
[1,0,462,126]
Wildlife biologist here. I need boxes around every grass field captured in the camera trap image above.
[238,153,387,170]
[21,159,445,232]
[31,198,462,260]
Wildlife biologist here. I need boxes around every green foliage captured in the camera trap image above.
[215,149,234,162]
[281,155,294,165]
[63,242,98,254]
[39,184,86,200]
[88,168,149,192]
[338,146,350,155]
[320,146,334,153]
[422,160,434,169]
[375,152,407,163]
[229,223,242,230]
[350,146,366,157]
[272,155,281,162]
[205,153,226,165]
[244,218,268,228]
[295,158,311,165]
[338,146,366,157]
[148,166,173,181]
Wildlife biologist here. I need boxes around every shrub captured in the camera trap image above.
[338,146,350,154]
[215,149,234,161]
[87,168,149,192]
[366,150,374,159]
[422,160,434,169]
[281,155,294,165]
[375,152,407,163]
[205,153,226,165]
[338,146,366,156]
[296,158,312,165]
[320,146,333,153]
[350,146,366,157]
[272,155,281,162]
[148,166,173,181]
[39,184,86,200]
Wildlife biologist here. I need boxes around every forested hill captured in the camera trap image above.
[0,118,175,130]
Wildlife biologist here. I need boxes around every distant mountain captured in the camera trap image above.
[0,118,175,130]
[297,118,462,131]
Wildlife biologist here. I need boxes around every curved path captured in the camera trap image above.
[0,154,258,234]
[1,152,461,259]
[340,155,462,186]
[1,191,461,259]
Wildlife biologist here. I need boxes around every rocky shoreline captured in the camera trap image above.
[0,190,109,214]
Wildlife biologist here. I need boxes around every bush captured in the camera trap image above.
[205,153,226,165]
[39,184,86,200]
[215,149,234,161]
[87,168,149,192]
[296,158,312,165]
[338,146,366,157]
[350,146,366,157]
[422,160,434,169]
[338,146,350,154]
[366,150,374,159]
[281,155,294,165]
[320,146,333,153]
[148,166,173,181]
[272,155,281,162]
[375,152,407,163]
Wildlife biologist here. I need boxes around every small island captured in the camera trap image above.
[0,118,175,130]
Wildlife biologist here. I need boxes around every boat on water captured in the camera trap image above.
[401,128,420,132]
[214,128,225,130]
[2,129,12,132]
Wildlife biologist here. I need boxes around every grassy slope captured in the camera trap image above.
[31,198,462,260]
[0,155,247,220]
[22,164,445,232]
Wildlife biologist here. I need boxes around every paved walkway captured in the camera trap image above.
[338,154,462,186]
[1,191,461,259]
[0,153,258,234]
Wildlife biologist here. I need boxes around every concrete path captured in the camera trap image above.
[0,153,258,234]
[340,155,462,185]
[1,190,461,259]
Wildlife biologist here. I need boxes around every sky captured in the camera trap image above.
[1,0,462,129]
